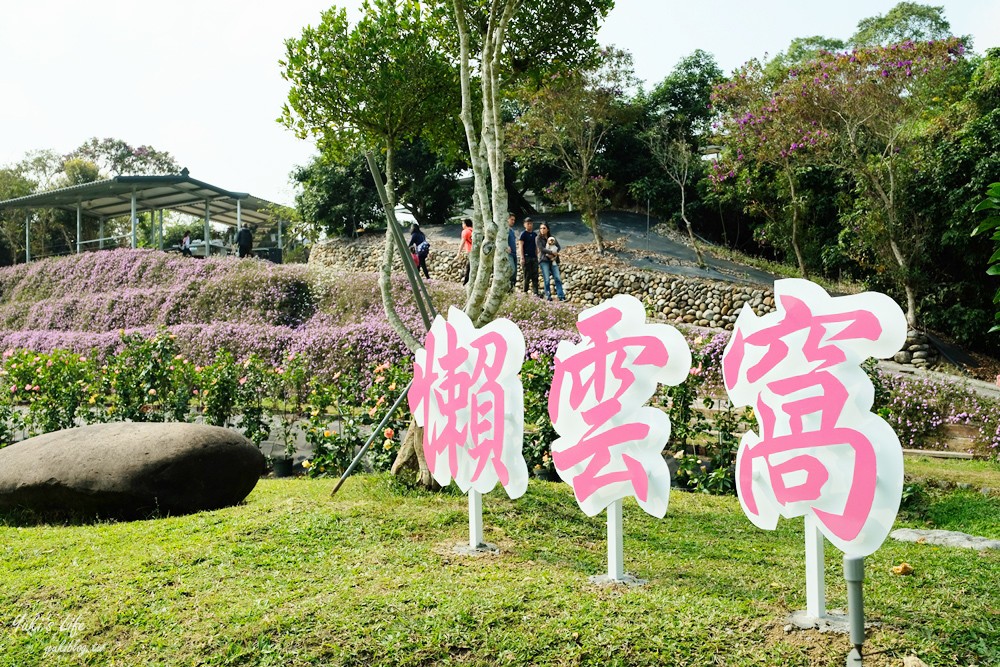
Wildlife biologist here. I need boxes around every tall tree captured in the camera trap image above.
[791,38,966,326]
[293,153,383,240]
[281,0,456,207]
[711,58,824,277]
[648,49,724,142]
[850,2,952,47]
[645,124,706,267]
[0,165,35,264]
[380,0,612,485]
[509,47,636,252]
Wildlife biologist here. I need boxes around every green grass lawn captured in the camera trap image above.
[1,475,997,667]
[904,455,1000,490]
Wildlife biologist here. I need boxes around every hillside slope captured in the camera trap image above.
[0,250,578,373]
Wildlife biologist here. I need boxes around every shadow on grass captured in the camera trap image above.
[0,499,258,528]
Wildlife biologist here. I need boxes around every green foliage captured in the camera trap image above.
[280,0,456,203]
[197,350,241,427]
[302,377,357,478]
[293,153,383,239]
[656,334,754,494]
[61,158,100,185]
[273,352,309,459]
[898,481,930,519]
[105,330,185,423]
[394,139,465,227]
[2,348,95,435]
[521,354,557,476]
[648,49,724,142]
[304,359,410,477]
[361,360,410,472]
[972,181,1000,332]
[850,1,953,47]
[764,35,847,81]
[234,354,274,447]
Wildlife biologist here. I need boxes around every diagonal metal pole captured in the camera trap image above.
[331,379,413,496]
[365,151,438,328]
[331,155,442,496]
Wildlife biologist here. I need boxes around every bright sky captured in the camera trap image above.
[1,1,997,206]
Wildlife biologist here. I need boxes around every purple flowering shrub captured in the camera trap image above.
[0,250,315,331]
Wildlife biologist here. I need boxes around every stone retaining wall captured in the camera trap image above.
[309,235,777,330]
[309,236,938,367]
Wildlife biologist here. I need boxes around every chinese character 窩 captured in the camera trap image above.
[722,279,906,556]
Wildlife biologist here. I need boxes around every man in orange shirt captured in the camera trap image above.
[459,218,473,284]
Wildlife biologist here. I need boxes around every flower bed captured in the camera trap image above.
[1,250,996,487]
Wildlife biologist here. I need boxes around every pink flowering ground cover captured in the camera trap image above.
[0,249,580,379]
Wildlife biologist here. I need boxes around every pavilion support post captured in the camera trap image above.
[278,220,283,250]
[130,189,137,249]
[158,210,164,250]
[24,212,30,263]
[99,217,105,249]
[76,203,82,254]
[204,200,211,257]
[236,199,242,230]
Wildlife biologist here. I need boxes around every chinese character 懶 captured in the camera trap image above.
[409,306,528,499]
[723,279,906,556]
[548,295,691,518]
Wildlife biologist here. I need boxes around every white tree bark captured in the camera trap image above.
[452,0,521,327]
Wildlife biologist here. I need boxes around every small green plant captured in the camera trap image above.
[105,330,183,423]
[360,361,409,472]
[235,354,274,447]
[197,350,241,427]
[521,354,557,476]
[899,481,930,519]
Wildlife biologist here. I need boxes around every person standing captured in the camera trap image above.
[181,231,192,257]
[236,226,253,258]
[506,213,518,289]
[537,222,566,301]
[409,223,431,279]
[459,218,473,284]
[518,217,540,297]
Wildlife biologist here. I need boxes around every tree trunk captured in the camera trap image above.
[888,236,917,328]
[784,164,808,279]
[390,415,439,490]
[678,180,705,268]
[584,206,604,253]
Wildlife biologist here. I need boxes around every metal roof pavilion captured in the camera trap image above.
[0,169,289,261]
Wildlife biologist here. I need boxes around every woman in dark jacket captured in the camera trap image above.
[409,223,431,279]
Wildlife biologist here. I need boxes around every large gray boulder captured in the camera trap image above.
[0,422,265,518]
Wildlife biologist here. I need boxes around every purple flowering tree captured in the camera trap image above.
[68,138,179,176]
[716,38,965,326]
[711,58,829,278]
[795,38,966,327]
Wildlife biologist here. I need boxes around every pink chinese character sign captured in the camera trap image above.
[722,279,906,617]
[409,307,528,550]
[549,295,691,581]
